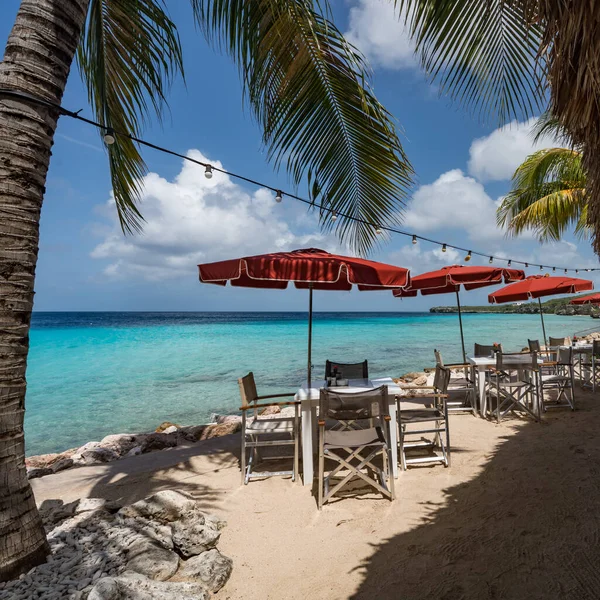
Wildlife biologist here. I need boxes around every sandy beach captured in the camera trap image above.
[28,386,600,600]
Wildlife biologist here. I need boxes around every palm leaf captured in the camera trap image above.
[192,0,413,254]
[77,0,184,233]
[497,146,587,241]
[397,0,546,124]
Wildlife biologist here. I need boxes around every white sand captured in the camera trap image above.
[31,389,600,599]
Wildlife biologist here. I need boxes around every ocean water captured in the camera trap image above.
[25,311,593,456]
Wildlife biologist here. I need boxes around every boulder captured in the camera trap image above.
[99,434,139,456]
[125,539,179,581]
[79,447,120,465]
[214,414,242,426]
[155,421,180,433]
[162,425,178,434]
[126,446,143,457]
[197,422,240,441]
[51,457,74,473]
[259,405,280,416]
[88,572,209,600]
[118,490,198,523]
[26,452,63,469]
[75,497,121,514]
[171,516,221,557]
[174,549,233,592]
[27,466,53,479]
[139,433,178,453]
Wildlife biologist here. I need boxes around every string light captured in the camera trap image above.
[553,267,556,272]
[3,87,597,275]
[565,269,568,274]
[489,256,493,264]
[540,265,544,271]
[103,127,115,145]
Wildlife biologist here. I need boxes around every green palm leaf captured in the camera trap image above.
[76,0,184,233]
[497,147,587,242]
[193,0,413,254]
[397,0,546,124]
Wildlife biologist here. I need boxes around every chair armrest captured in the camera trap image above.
[318,419,326,426]
[541,361,558,366]
[256,393,296,400]
[399,385,436,390]
[444,363,472,369]
[239,400,301,411]
[401,393,448,399]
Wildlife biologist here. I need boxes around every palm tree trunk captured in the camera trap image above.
[0,0,89,581]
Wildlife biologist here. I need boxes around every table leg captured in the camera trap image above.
[478,366,487,418]
[387,398,399,479]
[301,399,314,486]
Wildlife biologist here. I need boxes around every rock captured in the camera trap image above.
[79,447,120,465]
[139,433,177,453]
[99,434,138,456]
[174,549,232,592]
[259,405,280,416]
[26,452,63,469]
[171,516,221,557]
[214,414,242,426]
[125,540,179,581]
[126,446,143,457]
[155,421,180,433]
[118,490,198,523]
[161,425,178,434]
[75,498,110,514]
[51,457,74,473]
[88,572,209,600]
[411,375,428,386]
[27,466,53,479]
[196,422,240,441]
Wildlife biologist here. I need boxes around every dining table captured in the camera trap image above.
[467,353,537,418]
[294,377,402,486]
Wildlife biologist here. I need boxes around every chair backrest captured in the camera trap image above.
[433,365,451,394]
[593,339,600,357]
[557,347,573,366]
[549,336,570,347]
[474,343,501,357]
[238,372,258,409]
[434,349,443,367]
[319,385,387,423]
[495,351,537,372]
[325,360,368,380]
[528,339,541,352]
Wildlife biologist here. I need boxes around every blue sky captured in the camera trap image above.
[2,0,598,312]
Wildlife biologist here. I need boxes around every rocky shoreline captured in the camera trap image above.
[26,414,245,480]
[0,490,232,600]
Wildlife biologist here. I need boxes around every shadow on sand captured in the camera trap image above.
[350,390,600,600]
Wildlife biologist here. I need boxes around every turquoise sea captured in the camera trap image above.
[26,311,594,456]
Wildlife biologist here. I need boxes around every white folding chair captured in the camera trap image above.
[539,347,575,411]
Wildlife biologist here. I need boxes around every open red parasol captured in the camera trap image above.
[393,265,525,360]
[489,275,593,346]
[569,293,600,305]
[199,248,411,386]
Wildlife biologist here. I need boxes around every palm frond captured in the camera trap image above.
[532,111,572,146]
[397,0,546,124]
[77,0,184,233]
[192,0,413,254]
[497,146,587,242]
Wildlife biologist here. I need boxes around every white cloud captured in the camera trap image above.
[403,169,503,242]
[388,243,460,274]
[345,0,415,70]
[91,150,332,280]
[467,118,560,182]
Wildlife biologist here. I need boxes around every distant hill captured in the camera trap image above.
[430,297,597,315]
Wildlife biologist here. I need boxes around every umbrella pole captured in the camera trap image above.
[538,297,548,348]
[456,290,467,363]
[308,285,313,388]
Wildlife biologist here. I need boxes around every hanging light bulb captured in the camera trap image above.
[412,235,417,245]
[331,211,337,221]
[525,262,529,268]
[465,251,472,262]
[204,165,213,179]
[275,190,283,203]
[489,256,493,264]
[565,269,568,274]
[540,265,544,271]
[103,127,116,145]
[553,267,556,272]
[441,244,447,253]
[375,226,382,235]
[576,269,579,274]
[507,260,512,267]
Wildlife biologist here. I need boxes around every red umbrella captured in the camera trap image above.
[489,275,593,346]
[199,248,411,386]
[570,293,600,305]
[393,265,525,361]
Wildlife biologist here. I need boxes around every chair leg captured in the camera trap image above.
[240,416,246,486]
[293,406,299,482]
[318,427,325,510]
